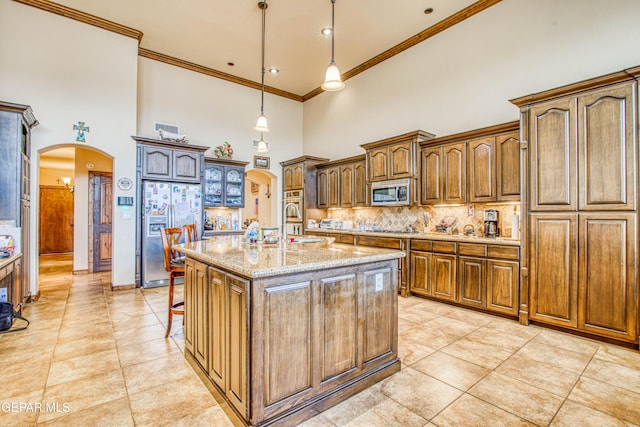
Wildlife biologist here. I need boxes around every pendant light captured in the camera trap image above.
[254,1,270,133]
[256,133,269,153]
[321,0,345,91]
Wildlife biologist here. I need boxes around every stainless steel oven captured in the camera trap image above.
[284,190,303,223]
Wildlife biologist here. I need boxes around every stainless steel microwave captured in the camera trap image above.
[371,179,410,206]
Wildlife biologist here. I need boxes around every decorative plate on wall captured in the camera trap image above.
[117,177,133,191]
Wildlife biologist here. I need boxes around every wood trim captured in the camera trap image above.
[279,155,330,167]
[131,136,210,151]
[72,269,89,275]
[13,0,143,43]
[111,284,136,291]
[419,121,519,147]
[204,157,250,168]
[302,0,503,101]
[360,130,435,150]
[0,101,38,128]
[316,154,366,168]
[510,67,639,106]
[139,48,303,102]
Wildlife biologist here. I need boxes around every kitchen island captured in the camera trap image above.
[175,235,404,426]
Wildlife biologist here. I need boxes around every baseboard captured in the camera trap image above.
[29,291,41,302]
[72,269,89,275]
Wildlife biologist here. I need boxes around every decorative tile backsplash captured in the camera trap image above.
[307,203,521,238]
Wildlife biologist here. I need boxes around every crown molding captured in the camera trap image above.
[138,48,304,102]
[13,0,143,42]
[302,0,502,101]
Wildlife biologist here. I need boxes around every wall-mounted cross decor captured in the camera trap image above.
[73,121,90,142]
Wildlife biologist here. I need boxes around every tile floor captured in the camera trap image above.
[1,255,640,426]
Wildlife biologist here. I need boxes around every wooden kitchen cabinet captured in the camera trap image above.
[361,131,434,182]
[317,155,367,209]
[208,267,226,389]
[496,131,521,201]
[328,166,340,207]
[458,256,486,308]
[486,259,519,316]
[283,164,304,191]
[420,142,466,204]
[468,137,495,203]
[513,68,639,344]
[184,258,196,354]
[340,164,354,207]
[409,239,457,302]
[203,160,248,208]
[356,235,408,296]
[140,144,203,183]
[316,168,328,208]
[432,253,457,302]
[410,250,432,297]
[353,160,368,207]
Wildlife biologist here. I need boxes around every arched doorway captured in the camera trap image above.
[243,169,278,229]
[38,145,113,275]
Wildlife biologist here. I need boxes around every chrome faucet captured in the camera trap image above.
[282,202,302,242]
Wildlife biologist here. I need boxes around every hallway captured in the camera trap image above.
[1,255,640,425]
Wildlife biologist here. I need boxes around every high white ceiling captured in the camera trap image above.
[52,0,481,96]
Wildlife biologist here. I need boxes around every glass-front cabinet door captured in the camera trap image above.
[224,166,244,208]
[204,164,224,207]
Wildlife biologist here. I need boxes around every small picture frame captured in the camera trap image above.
[253,155,270,169]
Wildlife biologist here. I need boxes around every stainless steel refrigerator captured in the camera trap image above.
[142,181,202,288]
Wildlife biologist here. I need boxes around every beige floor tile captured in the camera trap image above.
[0,389,44,427]
[343,397,426,427]
[113,322,168,346]
[52,334,117,361]
[469,372,565,426]
[39,369,127,422]
[593,344,640,370]
[414,299,457,315]
[432,394,535,427]
[568,377,640,425]
[397,316,419,333]
[128,377,216,426]
[116,336,181,366]
[464,325,533,353]
[397,296,425,310]
[122,353,199,395]
[398,306,442,324]
[550,400,634,427]
[441,336,514,369]
[161,404,235,427]
[400,324,466,350]
[110,312,162,332]
[380,367,462,420]
[397,338,437,367]
[425,315,481,336]
[495,353,580,397]
[321,383,386,426]
[299,413,338,427]
[37,396,134,427]
[0,361,50,400]
[583,358,640,394]
[515,341,593,374]
[412,351,490,391]
[47,348,121,387]
[531,330,600,356]
[444,308,494,327]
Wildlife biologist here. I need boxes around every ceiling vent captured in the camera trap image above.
[154,122,179,134]
[252,139,270,150]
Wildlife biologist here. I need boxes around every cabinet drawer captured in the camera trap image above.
[487,245,520,260]
[410,240,432,252]
[336,234,354,244]
[357,236,403,250]
[432,241,456,254]
[458,243,487,257]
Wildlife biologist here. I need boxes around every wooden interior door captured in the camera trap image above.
[39,186,74,254]
[92,173,112,272]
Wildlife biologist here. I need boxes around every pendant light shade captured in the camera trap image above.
[254,1,270,134]
[321,0,345,92]
[256,134,269,153]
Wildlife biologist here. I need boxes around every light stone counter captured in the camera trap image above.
[309,229,521,246]
[175,235,405,279]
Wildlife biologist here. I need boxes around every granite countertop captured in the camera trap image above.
[308,229,521,246]
[0,253,22,270]
[174,235,405,279]
[203,229,245,236]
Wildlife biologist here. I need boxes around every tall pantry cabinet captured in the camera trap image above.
[512,67,640,344]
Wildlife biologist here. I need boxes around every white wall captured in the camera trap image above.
[137,58,303,228]
[302,0,640,159]
[0,2,138,288]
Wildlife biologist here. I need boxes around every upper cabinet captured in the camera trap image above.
[133,137,208,184]
[283,164,304,191]
[361,131,434,182]
[203,159,249,208]
[316,155,366,209]
[420,121,520,205]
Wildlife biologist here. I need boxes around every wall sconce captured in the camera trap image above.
[62,176,74,193]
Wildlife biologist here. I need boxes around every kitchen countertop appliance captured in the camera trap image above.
[484,209,499,237]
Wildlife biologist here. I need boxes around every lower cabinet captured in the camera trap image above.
[184,259,250,418]
[355,235,408,296]
[410,240,519,316]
